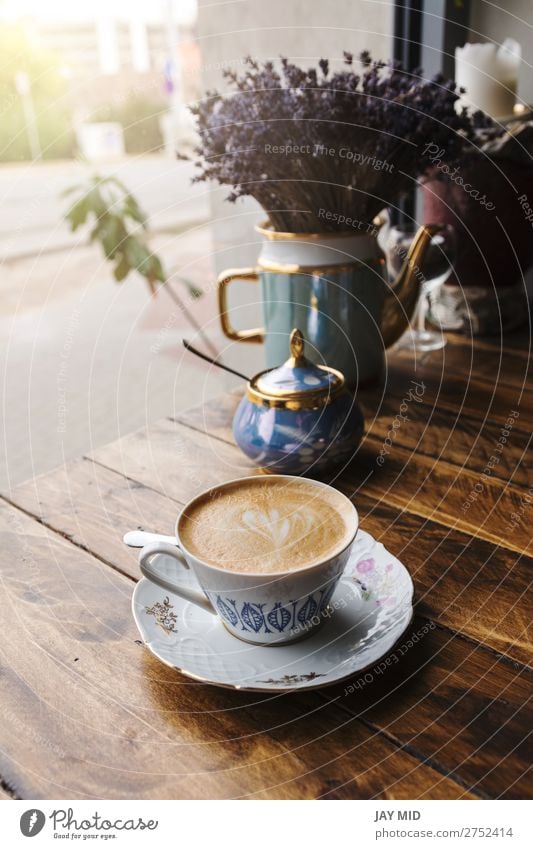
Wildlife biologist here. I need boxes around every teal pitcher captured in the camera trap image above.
[217,219,441,385]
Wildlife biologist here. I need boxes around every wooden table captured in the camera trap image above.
[1,332,531,800]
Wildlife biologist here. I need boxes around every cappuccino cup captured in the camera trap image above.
[138,475,358,645]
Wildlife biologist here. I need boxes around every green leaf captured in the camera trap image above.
[62,173,162,285]
[123,236,166,283]
[187,284,203,299]
[106,175,129,194]
[86,186,107,218]
[145,254,166,284]
[65,195,91,230]
[101,232,122,259]
[60,183,83,198]
[123,236,150,270]
[123,194,147,226]
[113,253,130,282]
[93,216,127,259]
[174,275,202,298]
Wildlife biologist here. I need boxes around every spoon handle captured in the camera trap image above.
[123,530,178,548]
[183,339,250,381]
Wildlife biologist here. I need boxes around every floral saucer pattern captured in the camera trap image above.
[131,530,414,692]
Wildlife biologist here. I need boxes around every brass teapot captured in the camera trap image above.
[217,217,442,384]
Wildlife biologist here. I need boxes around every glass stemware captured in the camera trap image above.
[382,223,456,352]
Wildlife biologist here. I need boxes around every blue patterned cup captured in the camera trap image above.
[138,475,358,645]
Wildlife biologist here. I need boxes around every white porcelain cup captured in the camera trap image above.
[138,475,358,645]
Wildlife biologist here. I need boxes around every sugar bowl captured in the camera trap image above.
[232,329,364,475]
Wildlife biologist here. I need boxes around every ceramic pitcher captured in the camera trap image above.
[217,220,440,385]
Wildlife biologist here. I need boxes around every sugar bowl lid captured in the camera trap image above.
[248,329,345,409]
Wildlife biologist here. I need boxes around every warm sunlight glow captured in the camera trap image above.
[1,0,198,25]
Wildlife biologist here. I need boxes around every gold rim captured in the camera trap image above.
[246,378,346,410]
[255,220,377,241]
[252,333,345,402]
[257,258,382,275]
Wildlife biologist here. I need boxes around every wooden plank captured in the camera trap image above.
[6,459,181,581]
[326,618,533,800]
[24,414,519,661]
[393,335,531,392]
[172,396,531,557]
[171,393,531,557]
[461,328,531,353]
[385,355,533,433]
[173,399,532,664]
[173,390,241,444]
[7,404,523,795]
[0,786,15,800]
[9,454,532,665]
[1,494,521,794]
[340,437,532,557]
[352,496,532,667]
[174,388,532,488]
[7,450,532,795]
[359,390,531,488]
[0,501,467,800]
[88,416,258,506]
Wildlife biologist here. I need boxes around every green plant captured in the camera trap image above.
[63,175,214,352]
[64,174,165,289]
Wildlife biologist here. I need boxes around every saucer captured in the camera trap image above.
[131,530,414,692]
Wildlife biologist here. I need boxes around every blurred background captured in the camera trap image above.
[1,0,531,489]
[1,0,221,490]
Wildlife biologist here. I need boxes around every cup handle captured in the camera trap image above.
[138,542,214,614]
[217,267,265,343]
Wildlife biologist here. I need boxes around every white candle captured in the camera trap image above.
[455,39,520,120]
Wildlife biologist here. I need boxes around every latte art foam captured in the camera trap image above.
[239,506,314,548]
[178,478,355,573]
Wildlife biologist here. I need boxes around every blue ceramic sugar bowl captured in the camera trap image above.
[232,329,364,476]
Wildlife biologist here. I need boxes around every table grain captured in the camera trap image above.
[1,332,531,799]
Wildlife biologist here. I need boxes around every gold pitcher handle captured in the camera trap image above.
[217,267,265,343]
[381,223,444,348]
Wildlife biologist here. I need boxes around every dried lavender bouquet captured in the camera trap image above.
[191,52,492,233]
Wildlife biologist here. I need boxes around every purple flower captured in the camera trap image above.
[190,52,500,232]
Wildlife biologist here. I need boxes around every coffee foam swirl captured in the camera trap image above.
[179,478,355,573]
[238,504,315,549]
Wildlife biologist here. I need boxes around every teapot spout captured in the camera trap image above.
[381,224,443,348]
